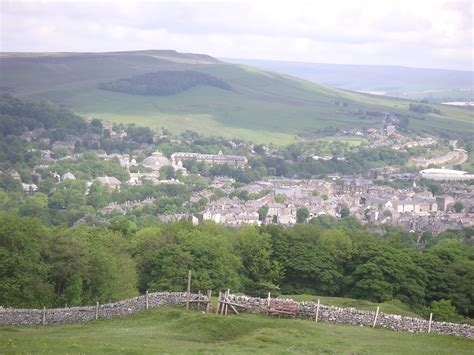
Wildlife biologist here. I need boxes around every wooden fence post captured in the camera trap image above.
[186,270,192,310]
[216,291,221,314]
[225,289,230,316]
[315,299,320,323]
[145,290,149,310]
[206,290,212,313]
[220,290,227,316]
[197,290,201,310]
[266,292,271,315]
[42,306,46,325]
[95,301,99,320]
[372,306,380,328]
[428,312,433,333]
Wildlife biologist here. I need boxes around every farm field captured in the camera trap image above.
[1,307,472,354]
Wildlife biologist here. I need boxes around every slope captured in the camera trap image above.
[224,58,474,102]
[1,51,472,144]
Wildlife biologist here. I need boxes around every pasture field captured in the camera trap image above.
[1,307,472,354]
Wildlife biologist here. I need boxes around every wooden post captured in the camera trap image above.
[315,299,320,323]
[266,292,271,315]
[216,291,221,314]
[229,304,240,315]
[42,306,46,325]
[206,290,212,313]
[220,290,226,316]
[372,306,380,328]
[428,312,433,333]
[145,290,149,310]
[186,270,192,310]
[225,289,230,316]
[95,301,99,320]
[197,290,201,310]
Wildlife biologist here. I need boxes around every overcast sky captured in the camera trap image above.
[1,0,472,70]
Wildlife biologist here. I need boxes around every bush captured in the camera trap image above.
[430,300,464,323]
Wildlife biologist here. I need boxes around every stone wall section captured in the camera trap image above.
[225,294,473,338]
[0,292,205,326]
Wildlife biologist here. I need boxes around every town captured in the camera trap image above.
[3,107,472,240]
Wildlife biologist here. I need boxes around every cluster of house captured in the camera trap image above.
[178,175,474,234]
[6,125,474,236]
[9,146,250,194]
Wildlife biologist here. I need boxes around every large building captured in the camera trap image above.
[142,152,172,171]
[171,151,248,168]
[338,177,372,195]
[419,168,474,181]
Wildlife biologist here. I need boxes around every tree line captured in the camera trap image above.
[1,213,472,323]
[98,70,231,96]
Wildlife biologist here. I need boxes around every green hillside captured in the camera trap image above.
[1,50,472,144]
[224,58,474,102]
[1,307,472,354]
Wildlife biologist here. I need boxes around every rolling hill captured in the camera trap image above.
[224,58,474,102]
[1,50,472,145]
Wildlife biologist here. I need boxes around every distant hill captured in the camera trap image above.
[224,58,474,102]
[0,50,472,144]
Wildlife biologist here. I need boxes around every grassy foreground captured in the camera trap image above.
[0,307,472,354]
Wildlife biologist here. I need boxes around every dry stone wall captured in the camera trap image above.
[1,291,473,339]
[225,294,474,338]
[0,292,206,326]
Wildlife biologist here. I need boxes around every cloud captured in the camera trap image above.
[1,0,472,70]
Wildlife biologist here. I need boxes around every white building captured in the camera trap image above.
[420,168,474,181]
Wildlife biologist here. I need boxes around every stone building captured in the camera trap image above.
[171,151,247,168]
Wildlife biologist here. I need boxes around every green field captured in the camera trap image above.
[2,50,473,144]
[0,308,474,354]
[1,307,472,354]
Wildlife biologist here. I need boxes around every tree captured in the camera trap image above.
[140,227,241,293]
[453,202,464,213]
[258,205,269,221]
[87,181,112,209]
[237,227,278,296]
[159,166,175,180]
[19,193,49,223]
[274,195,285,203]
[349,242,427,306]
[0,214,54,307]
[340,206,350,219]
[296,207,309,223]
[109,216,137,237]
[283,226,343,295]
[430,300,463,323]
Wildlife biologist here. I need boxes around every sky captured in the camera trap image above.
[1,0,473,70]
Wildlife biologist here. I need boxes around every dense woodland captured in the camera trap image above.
[1,213,472,323]
[98,70,231,96]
